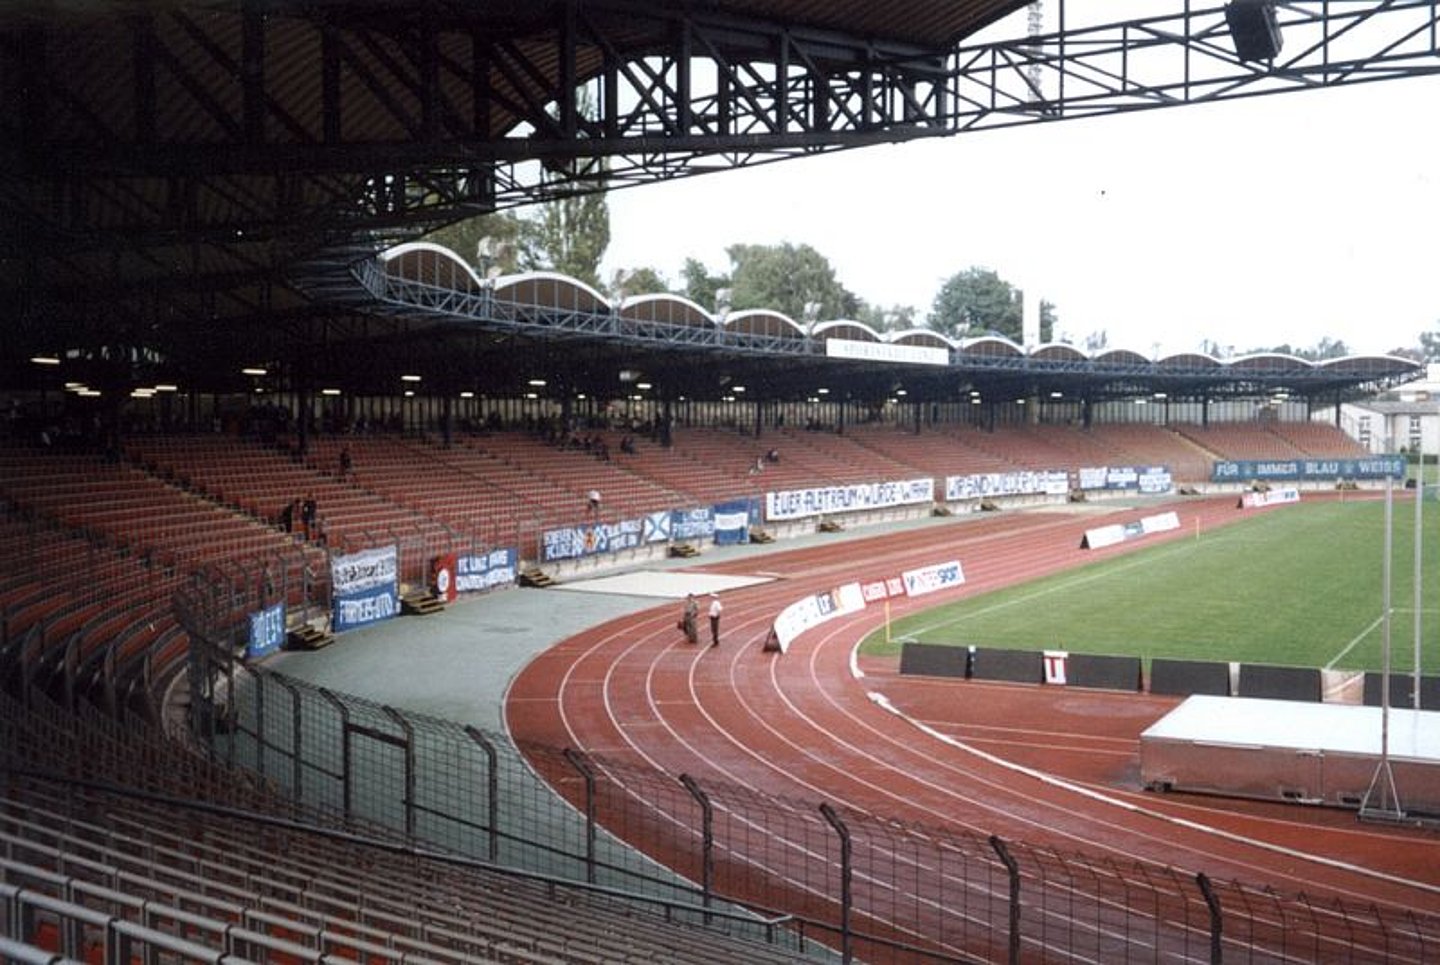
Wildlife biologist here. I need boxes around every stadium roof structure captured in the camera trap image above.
[3,1,1436,404]
[298,240,1414,407]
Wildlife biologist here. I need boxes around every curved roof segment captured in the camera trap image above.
[371,248,1421,402]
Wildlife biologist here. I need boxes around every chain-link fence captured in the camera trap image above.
[178,583,1440,964]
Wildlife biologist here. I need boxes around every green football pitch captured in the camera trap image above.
[861,497,1440,674]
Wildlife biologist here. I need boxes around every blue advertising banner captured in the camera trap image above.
[456,548,518,593]
[1138,467,1173,494]
[713,499,753,545]
[246,601,285,660]
[541,518,644,562]
[331,545,399,632]
[1211,456,1405,483]
[671,507,715,541]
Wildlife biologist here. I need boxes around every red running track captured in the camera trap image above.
[506,496,1440,959]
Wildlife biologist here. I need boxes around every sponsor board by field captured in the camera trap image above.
[1239,487,1301,509]
[1082,511,1180,550]
[766,559,964,653]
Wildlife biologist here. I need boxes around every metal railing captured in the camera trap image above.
[179,632,1440,963]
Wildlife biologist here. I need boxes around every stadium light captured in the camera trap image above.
[154,384,178,392]
[241,367,267,376]
[321,388,341,396]
[401,374,422,382]
[30,355,60,366]
[636,382,652,390]
[527,378,547,387]
[459,391,475,399]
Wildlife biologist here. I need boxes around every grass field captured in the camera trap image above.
[861,497,1440,674]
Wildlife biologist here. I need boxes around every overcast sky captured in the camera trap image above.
[600,44,1439,360]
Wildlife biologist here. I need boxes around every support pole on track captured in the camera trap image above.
[1361,474,1405,821]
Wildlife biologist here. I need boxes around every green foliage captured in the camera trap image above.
[423,212,530,275]
[864,500,1437,674]
[1266,337,1349,360]
[608,266,669,299]
[1419,326,1440,361]
[929,267,1054,342]
[725,242,860,322]
[681,258,728,313]
[854,303,919,332]
[529,185,611,289]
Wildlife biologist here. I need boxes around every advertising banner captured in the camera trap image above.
[541,518,644,562]
[1137,467,1173,494]
[643,510,672,544]
[944,470,1069,501]
[1082,511,1181,550]
[1239,487,1301,509]
[1078,465,1172,492]
[769,581,868,654]
[455,548,518,593]
[431,553,458,603]
[670,507,715,541]
[1212,456,1405,483]
[246,601,285,660]
[331,545,399,632]
[713,499,753,545]
[765,477,934,521]
[900,560,965,597]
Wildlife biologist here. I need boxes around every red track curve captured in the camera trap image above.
[506,495,1440,954]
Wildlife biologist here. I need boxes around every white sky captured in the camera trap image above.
[601,64,1440,359]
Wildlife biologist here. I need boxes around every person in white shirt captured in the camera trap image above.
[707,593,723,647]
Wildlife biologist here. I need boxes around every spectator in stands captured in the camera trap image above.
[749,457,764,475]
[300,493,317,538]
[680,593,699,644]
[587,488,601,515]
[279,498,297,534]
[766,447,780,464]
[339,445,353,479]
[708,593,723,647]
[620,435,636,455]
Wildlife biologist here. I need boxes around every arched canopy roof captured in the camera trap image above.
[890,329,956,350]
[812,320,883,342]
[381,243,485,292]
[490,272,611,314]
[960,336,1025,358]
[1093,348,1151,366]
[1030,343,1087,363]
[724,310,807,339]
[619,294,718,328]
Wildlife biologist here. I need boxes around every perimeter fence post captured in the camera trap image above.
[318,688,351,822]
[463,726,500,862]
[254,668,266,778]
[1196,872,1223,964]
[989,835,1021,965]
[269,672,304,801]
[383,706,416,838]
[819,803,852,964]
[678,773,714,920]
[563,747,597,884]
